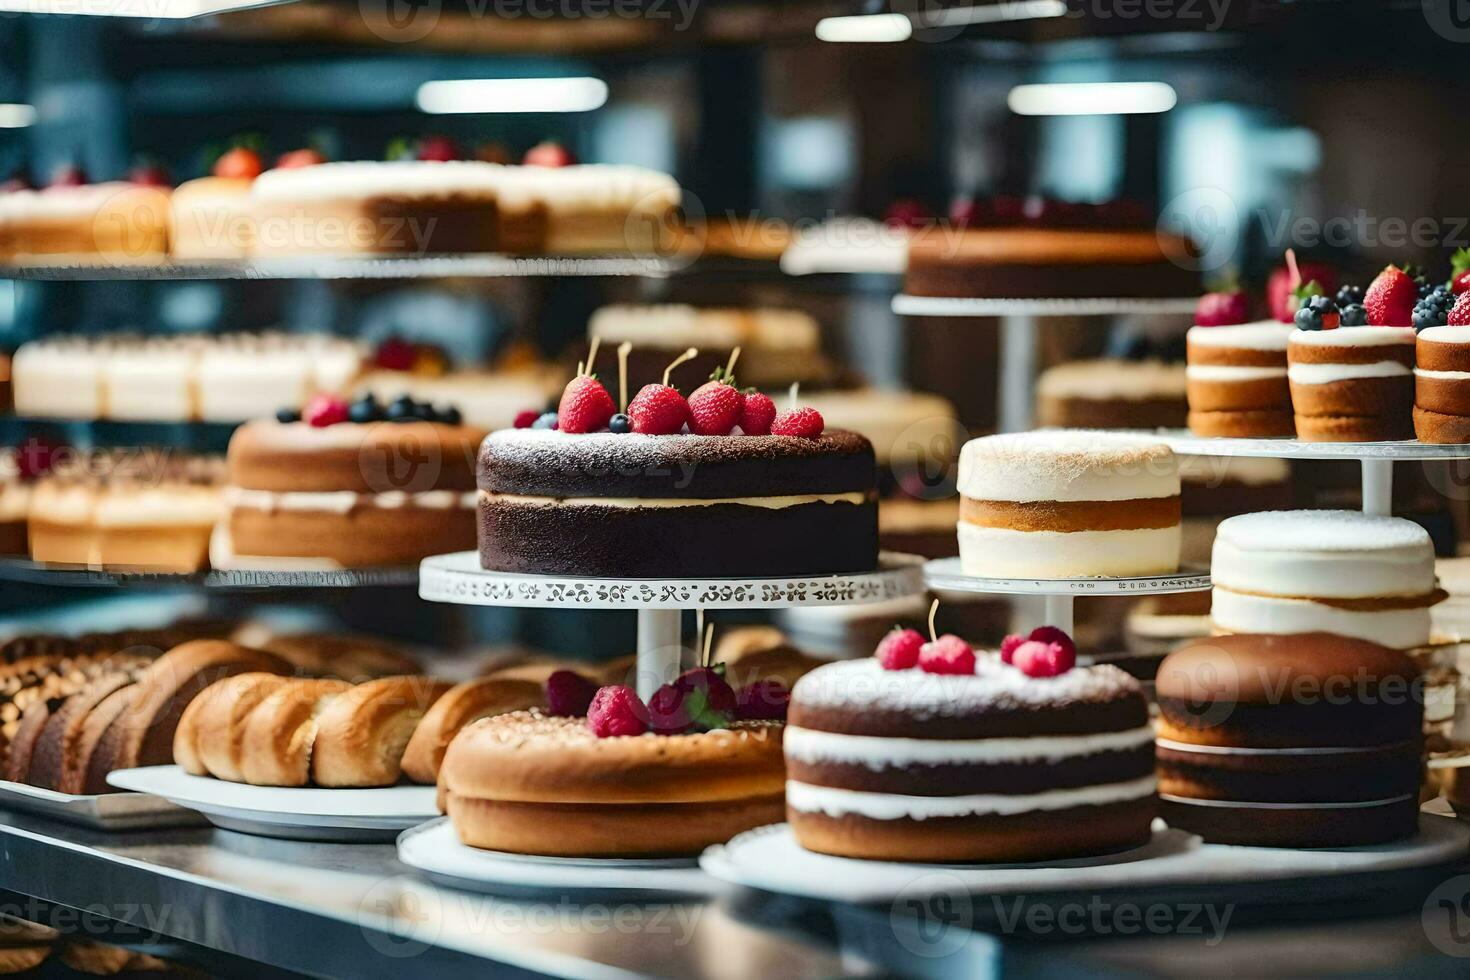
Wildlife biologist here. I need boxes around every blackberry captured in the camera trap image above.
[1413,300,1448,331]
[1339,303,1368,326]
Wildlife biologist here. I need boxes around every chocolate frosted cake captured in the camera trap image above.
[785,657,1156,862]
[477,429,878,578]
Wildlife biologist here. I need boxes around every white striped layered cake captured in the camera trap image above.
[1185,321,1295,437]
[1414,326,1470,444]
[1287,326,1415,441]
[785,657,1155,862]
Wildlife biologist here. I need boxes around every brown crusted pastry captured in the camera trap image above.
[253,633,420,681]
[310,676,453,787]
[58,939,134,976]
[400,678,542,785]
[25,671,140,790]
[88,641,291,784]
[0,916,56,975]
[174,673,290,780]
[69,686,137,795]
[239,679,352,787]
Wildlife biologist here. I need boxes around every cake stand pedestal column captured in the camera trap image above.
[635,609,685,701]
[1042,594,1075,636]
[1361,457,1394,517]
[999,314,1039,433]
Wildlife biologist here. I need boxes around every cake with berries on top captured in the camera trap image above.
[1286,265,1416,442]
[1413,287,1470,443]
[215,392,484,569]
[170,145,269,261]
[785,622,1156,862]
[477,349,877,578]
[1185,287,1295,438]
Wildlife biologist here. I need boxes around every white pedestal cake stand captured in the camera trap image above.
[420,551,926,700]
[890,296,1201,434]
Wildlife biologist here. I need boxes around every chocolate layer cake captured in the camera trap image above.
[477,429,878,578]
[786,657,1156,862]
[1156,632,1423,847]
[904,228,1199,299]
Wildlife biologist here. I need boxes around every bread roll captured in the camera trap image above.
[310,676,452,787]
[400,678,542,785]
[191,673,292,782]
[239,679,351,787]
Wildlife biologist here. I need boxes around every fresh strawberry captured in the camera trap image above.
[875,627,925,670]
[1451,248,1470,295]
[999,633,1026,664]
[127,160,171,187]
[303,393,349,427]
[1365,265,1417,327]
[770,407,824,439]
[276,148,327,169]
[557,375,616,433]
[587,685,648,737]
[1448,291,1470,327]
[523,141,576,167]
[1011,640,1075,678]
[627,383,689,435]
[416,135,462,162]
[1267,259,1336,322]
[687,369,743,436]
[738,391,777,435]
[1194,290,1249,327]
[918,635,976,675]
[213,147,263,180]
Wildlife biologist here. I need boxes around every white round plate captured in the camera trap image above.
[892,295,1201,317]
[1156,430,1470,461]
[700,818,1470,905]
[419,551,926,609]
[922,558,1210,596]
[397,818,718,898]
[107,766,437,842]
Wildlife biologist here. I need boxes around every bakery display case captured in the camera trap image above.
[0,2,1469,978]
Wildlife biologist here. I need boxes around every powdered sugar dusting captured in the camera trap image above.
[957,430,1177,503]
[791,656,1142,718]
[478,708,782,747]
[1217,510,1431,554]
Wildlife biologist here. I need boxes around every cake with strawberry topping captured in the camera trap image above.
[215,394,485,569]
[170,146,268,261]
[1414,316,1470,444]
[1186,288,1295,438]
[785,623,1156,862]
[477,351,877,578]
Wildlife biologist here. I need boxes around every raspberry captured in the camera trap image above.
[736,680,789,721]
[557,375,616,433]
[1011,640,1075,678]
[918,635,975,675]
[587,685,648,737]
[739,391,777,435]
[770,407,825,439]
[1448,291,1470,327]
[875,627,924,670]
[998,633,1026,664]
[687,374,744,436]
[512,410,540,429]
[1027,626,1077,663]
[648,668,738,732]
[302,393,349,427]
[545,669,598,717]
[627,383,689,435]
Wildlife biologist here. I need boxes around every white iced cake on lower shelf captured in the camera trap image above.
[1210,509,1443,649]
[955,430,1180,578]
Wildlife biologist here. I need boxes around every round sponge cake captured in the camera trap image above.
[1155,633,1423,847]
[1210,510,1442,649]
[956,430,1180,578]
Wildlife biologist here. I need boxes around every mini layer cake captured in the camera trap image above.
[1156,633,1422,847]
[956,431,1180,578]
[477,429,878,578]
[1036,360,1186,430]
[218,402,485,569]
[1210,510,1443,649]
[786,655,1156,862]
[0,183,170,265]
[170,177,254,260]
[1414,326,1470,443]
[1287,326,1415,441]
[1186,322,1294,437]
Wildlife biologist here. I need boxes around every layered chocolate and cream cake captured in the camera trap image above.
[786,648,1156,862]
[0,183,170,265]
[477,429,877,578]
[1210,510,1442,649]
[217,401,484,569]
[1287,326,1415,441]
[1036,360,1187,430]
[903,228,1199,299]
[1186,321,1294,437]
[1414,326,1470,443]
[1156,633,1423,847]
[956,431,1180,578]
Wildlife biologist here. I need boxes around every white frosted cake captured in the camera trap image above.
[1211,509,1442,649]
[956,430,1181,578]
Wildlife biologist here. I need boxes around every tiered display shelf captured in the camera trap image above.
[0,254,676,281]
[0,558,418,590]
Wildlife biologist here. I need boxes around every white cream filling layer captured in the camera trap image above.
[1289,326,1416,347]
[227,487,476,515]
[784,725,1155,769]
[1187,322,1292,350]
[786,775,1157,820]
[1185,365,1288,382]
[1160,793,1414,811]
[1211,586,1431,649]
[1287,360,1411,385]
[481,490,869,510]
[1155,737,1416,757]
[1416,368,1470,380]
[958,524,1180,579]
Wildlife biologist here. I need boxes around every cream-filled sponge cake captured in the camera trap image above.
[1186,321,1294,437]
[1414,326,1470,444]
[1287,326,1415,441]
[956,431,1180,578]
[1210,510,1442,649]
[785,656,1156,862]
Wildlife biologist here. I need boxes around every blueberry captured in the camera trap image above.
[1294,306,1322,330]
[349,394,380,424]
[437,405,462,426]
[1306,295,1338,315]
[276,407,300,423]
[532,412,559,430]
[1339,303,1367,326]
[609,413,632,434]
[1336,285,1364,306]
[386,396,418,422]
[1413,306,1444,331]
